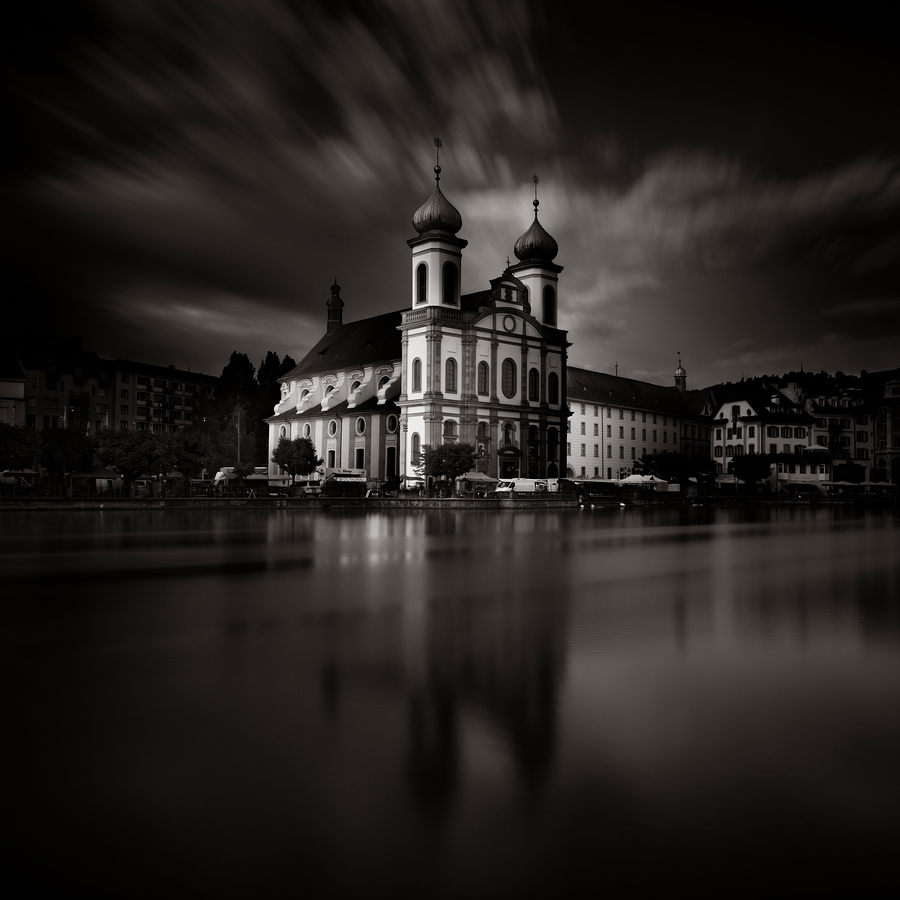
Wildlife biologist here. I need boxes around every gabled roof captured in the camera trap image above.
[0,348,26,382]
[567,367,697,418]
[280,310,403,383]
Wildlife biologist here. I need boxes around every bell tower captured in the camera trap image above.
[508,176,563,327]
[407,139,467,309]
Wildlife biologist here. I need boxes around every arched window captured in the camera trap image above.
[476,421,489,439]
[445,357,457,393]
[416,263,427,304]
[300,388,310,403]
[411,433,421,464]
[501,359,517,399]
[350,380,361,394]
[477,361,489,395]
[548,371,559,404]
[543,285,557,325]
[547,427,559,460]
[378,375,390,390]
[528,367,539,401]
[442,261,458,306]
[443,420,457,440]
[412,358,422,393]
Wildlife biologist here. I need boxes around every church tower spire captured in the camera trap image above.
[508,175,563,327]
[675,354,687,392]
[407,138,467,309]
[327,278,344,333]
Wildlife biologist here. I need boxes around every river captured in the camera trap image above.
[5,506,900,896]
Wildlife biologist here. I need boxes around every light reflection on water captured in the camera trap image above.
[5,506,900,896]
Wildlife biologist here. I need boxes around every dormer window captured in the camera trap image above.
[350,380,361,394]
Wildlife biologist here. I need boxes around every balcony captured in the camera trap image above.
[402,307,467,326]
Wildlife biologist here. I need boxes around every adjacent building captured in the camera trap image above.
[12,335,217,434]
[566,363,711,479]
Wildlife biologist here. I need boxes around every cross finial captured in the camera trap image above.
[532,174,539,212]
[433,137,442,180]
[506,256,510,267]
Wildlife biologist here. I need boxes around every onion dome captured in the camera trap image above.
[514,180,558,262]
[413,165,462,236]
[675,364,686,377]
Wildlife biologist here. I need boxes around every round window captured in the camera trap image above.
[387,415,397,433]
[356,417,366,435]
[303,423,311,439]
[503,314,516,333]
[279,425,287,439]
[328,420,337,437]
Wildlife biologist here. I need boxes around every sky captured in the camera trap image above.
[5,0,900,388]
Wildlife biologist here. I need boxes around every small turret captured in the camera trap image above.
[327,279,344,333]
[675,354,687,392]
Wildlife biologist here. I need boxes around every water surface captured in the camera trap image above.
[5,506,900,896]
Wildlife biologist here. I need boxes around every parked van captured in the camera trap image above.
[495,478,549,494]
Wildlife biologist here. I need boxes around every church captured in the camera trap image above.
[266,155,570,484]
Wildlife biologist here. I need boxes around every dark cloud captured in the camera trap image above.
[4,0,899,382]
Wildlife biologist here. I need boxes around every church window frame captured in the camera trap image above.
[445,357,458,393]
[477,361,489,395]
[443,419,458,441]
[442,261,459,306]
[416,263,427,304]
[411,433,421,465]
[528,367,540,401]
[501,359,517,399]
[542,285,557,325]
[279,425,287,440]
[412,358,422,393]
[303,423,311,439]
[328,419,338,437]
[387,415,398,433]
[548,371,559,405]
[356,417,366,435]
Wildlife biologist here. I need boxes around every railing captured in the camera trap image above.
[402,307,468,325]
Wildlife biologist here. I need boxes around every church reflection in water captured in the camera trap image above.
[309,575,569,818]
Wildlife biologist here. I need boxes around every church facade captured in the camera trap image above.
[266,163,569,483]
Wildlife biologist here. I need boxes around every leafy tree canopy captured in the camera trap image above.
[40,427,96,476]
[96,430,179,492]
[271,436,322,483]
[0,423,42,471]
[218,351,256,408]
[729,453,774,488]
[423,442,476,481]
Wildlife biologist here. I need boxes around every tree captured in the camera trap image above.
[633,451,688,484]
[271,436,322,490]
[96,430,179,496]
[0,423,41,471]
[173,428,213,480]
[251,351,297,464]
[217,351,257,409]
[423,442,477,482]
[40,428,96,478]
[729,453,774,491]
